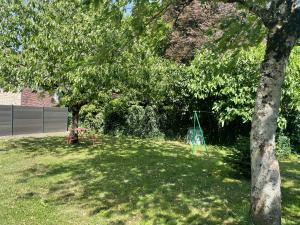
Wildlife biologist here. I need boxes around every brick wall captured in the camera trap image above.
[21,88,56,107]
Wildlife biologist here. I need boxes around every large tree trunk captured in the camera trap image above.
[69,105,81,144]
[250,30,296,225]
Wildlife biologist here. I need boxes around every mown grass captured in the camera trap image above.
[0,136,299,225]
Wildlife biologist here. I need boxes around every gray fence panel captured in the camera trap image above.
[0,105,12,136]
[43,107,68,133]
[0,105,68,136]
[13,106,43,135]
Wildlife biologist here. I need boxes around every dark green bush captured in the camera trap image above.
[289,114,300,145]
[79,104,104,132]
[103,98,129,135]
[143,106,161,138]
[126,105,145,137]
[225,136,251,179]
[126,105,162,138]
[83,112,104,132]
[276,134,292,158]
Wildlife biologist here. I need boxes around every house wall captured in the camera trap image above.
[21,88,56,107]
[0,91,22,105]
[0,88,56,107]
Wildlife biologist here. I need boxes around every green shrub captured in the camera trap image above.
[79,104,104,132]
[126,105,145,137]
[126,105,162,138]
[225,136,251,179]
[290,114,300,145]
[103,98,128,135]
[276,134,292,158]
[83,112,104,132]
[143,106,161,138]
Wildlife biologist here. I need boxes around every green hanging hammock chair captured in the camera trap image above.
[186,111,209,155]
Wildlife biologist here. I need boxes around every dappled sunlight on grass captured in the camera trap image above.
[0,136,298,224]
[280,155,300,225]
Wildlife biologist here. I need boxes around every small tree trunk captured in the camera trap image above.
[69,105,81,144]
[250,30,296,225]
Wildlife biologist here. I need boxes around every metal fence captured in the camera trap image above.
[0,105,68,136]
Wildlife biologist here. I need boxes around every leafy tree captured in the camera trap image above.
[217,1,300,224]
[164,0,236,63]
[188,46,263,124]
[108,0,300,223]
[282,47,300,111]
[0,1,36,90]
[1,0,129,143]
[148,1,300,223]
[2,0,300,223]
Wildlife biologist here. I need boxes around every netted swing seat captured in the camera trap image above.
[186,128,205,145]
[187,111,209,155]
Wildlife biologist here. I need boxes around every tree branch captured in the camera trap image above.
[170,0,194,26]
[225,0,279,28]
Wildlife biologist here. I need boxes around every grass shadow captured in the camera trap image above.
[10,136,252,224]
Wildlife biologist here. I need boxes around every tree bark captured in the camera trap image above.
[250,29,296,225]
[69,105,81,144]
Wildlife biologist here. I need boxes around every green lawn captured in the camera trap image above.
[0,136,299,225]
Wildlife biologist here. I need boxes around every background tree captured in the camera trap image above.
[164,0,236,63]
[3,0,130,143]
[0,1,36,90]
[217,1,300,224]
[131,1,300,223]
[96,0,300,223]
[2,0,300,223]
